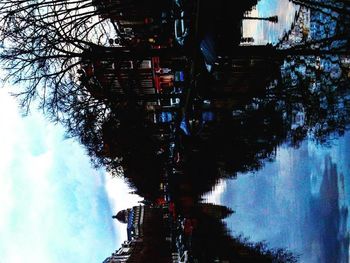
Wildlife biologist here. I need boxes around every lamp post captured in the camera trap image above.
[243,15,278,23]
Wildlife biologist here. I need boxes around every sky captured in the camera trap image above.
[243,0,298,44]
[0,83,140,262]
[208,1,350,262]
[206,135,350,263]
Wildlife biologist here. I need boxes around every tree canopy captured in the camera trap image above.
[0,0,117,114]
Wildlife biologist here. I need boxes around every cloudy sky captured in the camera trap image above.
[207,135,350,263]
[243,0,298,44]
[0,83,141,262]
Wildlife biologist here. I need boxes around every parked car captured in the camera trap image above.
[174,11,189,46]
[173,0,193,46]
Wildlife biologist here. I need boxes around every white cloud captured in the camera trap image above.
[0,87,117,263]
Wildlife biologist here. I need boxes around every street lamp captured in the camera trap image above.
[243,15,279,23]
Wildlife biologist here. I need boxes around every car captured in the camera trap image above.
[174,11,189,46]
[173,0,193,46]
[179,250,189,263]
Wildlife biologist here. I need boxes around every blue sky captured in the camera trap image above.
[206,135,350,263]
[230,3,350,261]
[0,87,123,263]
[243,0,298,44]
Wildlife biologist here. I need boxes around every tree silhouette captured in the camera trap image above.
[0,0,175,116]
[278,0,350,54]
[0,0,116,114]
[292,0,350,16]
[275,54,350,145]
[189,205,297,262]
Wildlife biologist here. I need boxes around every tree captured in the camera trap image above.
[276,54,350,144]
[277,0,350,53]
[0,0,119,114]
[190,206,297,262]
[291,0,350,16]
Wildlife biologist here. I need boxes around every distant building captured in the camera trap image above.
[113,205,145,241]
[103,239,144,263]
[79,46,187,129]
[105,205,171,263]
[91,0,173,47]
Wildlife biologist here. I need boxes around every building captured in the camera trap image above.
[104,205,172,263]
[91,0,173,47]
[113,205,145,241]
[103,239,144,263]
[79,45,188,128]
